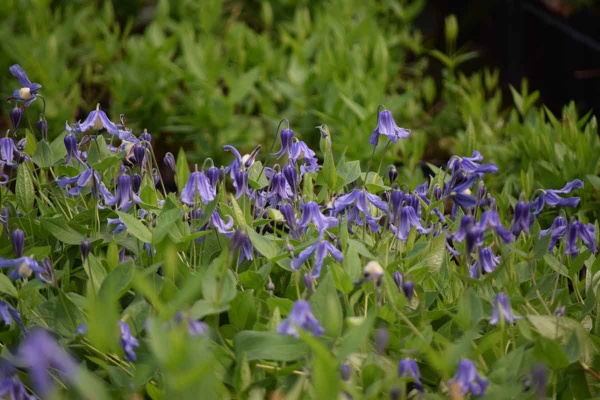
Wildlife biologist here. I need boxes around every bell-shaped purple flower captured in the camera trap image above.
[18,329,79,397]
[531,179,583,216]
[447,151,498,176]
[231,231,254,263]
[282,161,298,194]
[0,138,20,167]
[303,273,315,294]
[469,247,500,278]
[402,281,415,301]
[64,133,82,164]
[391,205,433,242]
[107,217,127,234]
[119,321,140,362]
[564,220,596,256]
[66,104,119,136]
[539,216,568,252]
[9,107,23,130]
[274,128,295,158]
[0,300,22,328]
[103,174,143,211]
[11,229,24,258]
[163,152,176,172]
[479,209,514,243]
[398,358,424,392]
[205,165,221,191]
[8,64,42,107]
[0,256,49,283]
[369,109,410,147]
[56,166,102,197]
[188,320,209,336]
[393,271,403,292]
[291,236,343,278]
[267,169,293,204]
[0,373,35,400]
[181,171,216,206]
[277,300,324,338]
[290,140,320,175]
[490,293,521,325]
[449,359,488,397]
[297,202,338,235]
[510,201,531,237]
[334,188,389,232]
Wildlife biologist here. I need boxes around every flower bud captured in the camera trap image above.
[132,174,142,193]
[139,129,152,143]
[445,14,458,45]
[477,181,487,201]
[36,118,48,141]
[303,274,314,294]
[16,138,26,151]
[80,239,91,261]
[387,165,398,184]
[10,107,22,130]
[64,134,78,163]
[393,271,403,292]
[339,364,351,381]
[375,328,389,354]
[402,281,415,302]
[134,145,146,166]
[163,152,176,172]
[206,166,220,190]
[12,229,24,257]
[433,185,443,201]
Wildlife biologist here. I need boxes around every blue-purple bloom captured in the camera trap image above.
[0,300,22,328]
[0,373,35,400]
[231,231,254,263]
[490,293,521,325]
[398,358,424,392]
[369,109,410,147]
[0,256,49,283]
[340,364,352,381]
[449,359,488,397]
[64,133,83,164]
[107,217,127,234]
[393,271,403,292]
[479,209,514,243]
[390,205,433,242]
[66,104,119,136]
[11,229,24,258]
[289,140,319,175]
[102,174,143,211]
[56,166,101,197]
[447,151,498,176]
[531,179,583,216]
[510,201,531,237]
[291,236,343,278]
[19,329,79,397]
[277,300,324,338]
[402,281,415,301]
[469,247,500,278]
[564,220,596,256]
[9,106,22,130]
[0,138,20,167]
[8,64,41,107]
[181,171,216,206]
[274,129,295,158]
[119,321,140,362]
[297,202,338,235]
[334,189,389,232]
[163,152,176,172]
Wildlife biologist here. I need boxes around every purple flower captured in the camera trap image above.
[8,64,41,107]
[9,106,23,130]
[0,300,22,328]
[449,359,488,397]
[119,321,140,362]
[188,320,209,336]
[181,171,216,206]
[0,374,35,400]
[0,256,49,283]
[0,138,20,167]
[80,240,91,261]
[387,165,398,183]
[447,151,498,176]
[393,271,403,292]
[539,216,568,252]
[334,189,389,232]
[163,152,176,172]
[398,358,424,392]
[279,203,298,237]
[564,220,596,256]
[375,328,389,354]
[291,236,343,278]
[510,201,531,237]
[19,329,79,397]
[277,300,324,338]
[479,209,514,243]
[531,179,583,216]
[490,293,521,325]
[297,202,338,235]
[402,281,415,301]
[369,110,410,147]
[340,364,352,381]
[469,247,500,278]
[0,172,8,187]
[36,118,48,140]
[205,165,221,191]
[266,169,293,204]
[303,274,315,294]
[450,215,482,254]
[231,231,254,263]
[11,229,24,258]
[64,133,84,164]
[56,166,101,197]
[282,161,298,194]
[102,174,143,211]
[107,218,127,234]
[66,104,119,136]
[290,140,320,175]
[274,128,295,158]
[390,205,433,242]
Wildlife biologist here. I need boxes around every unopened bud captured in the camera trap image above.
[393,271,403,292]
[132,174,142,193]
[387,165,398,184]
[433,185,443,201]
[11,229,24,257]
[266,278,275,292]
[10,107,22,130]
[303,274,314,294]
[36,118,48,141]
[80,239,91,261]
[339,364,351,381]
[139,129,152,143]
[163,152,176,172]
[402,281,415,302]
[134,145,146,166]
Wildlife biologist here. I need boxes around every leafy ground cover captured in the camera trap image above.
[0,59,598,400]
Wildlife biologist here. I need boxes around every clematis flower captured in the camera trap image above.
[266,167,293,204]
[398,358,424,392]
[531,179,583,216]
[66,104,119,136]
[181,171,216,206]
[564,220,596,256]
[231,231,254,263]
[334,188,389,232]
[447,151,498,176]
[539,216,568,252]
[469,247,500,278]
[163,152,176,172]
[277,300,324,338]
[290,140,320,175]
[0,300,22,328]
[18,329,79,397]
[297,202,338,235]
[510,201,531,237]
[0,138,20,167]
[274,128,295,158]
[0,256,49,283]
[393,271,403,292]
[450,215,482,254]
[390,205,433,242]
[11,229,24,258]
[369,109,410,147]
[490,293,521,325]
[107,218,127,234]
[102,174,143,211]
[291,236,343,278]
[282,160,298,194]
[9,106,22,130]
[479,209,514,244]
[8,64,42,107]
[0,373,35,400]
[56,166,102,197]
[448,359,488,397]
[119,321,140,362]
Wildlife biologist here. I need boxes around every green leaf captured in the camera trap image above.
[153,200,182,244]
[336,307,376,362]
[116,211,152,243]
[234,331,309,361]
[16,164,35,211]
[176,148,190,192]
[339,94,366,120]
[337,160,361,187]
[247,161,269,190]
[246,228,276,260]
[229,290,257,330]
[98,262,134,301]
[0,274,18,298]
[229,67,260,103]
[23,129,38,157]
[31,139,54,168]
[42,216,86,245]
[84,254,108,293]
[309,273,342,337]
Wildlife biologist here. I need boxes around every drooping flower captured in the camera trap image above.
[163,152,176,172]
[448,359,488,397]
[564,220,596,256]
[297,202,338,235]
[469,247,500,278]
[107,218,127,234]
[80,240,91,261]
[290,236,343,278]
[393,271,403,292]
[390,205,433,242]
[274,128,295,158]
[478,209,514,244]
[266,167,293,204]
[531,179,583,216]
[539,216,568,252]
[119,321,140,362]
[230,231,254,263]
[334,188,389,232]
[369,109,410,147]
[11,229,24,258]
[0,300,22,328]
[0,256,49,283]
[102,174,143,211]
[277,300,324,338]
[18,329,79,397]
[490,293,521,325]
[64,133,84,164]
[0,373,36,400]
[402,281,415,302]
[447,151,498,176]
[510,200,531,237]
[181,171,216,206]
[8,64,42,107]
[398,358,424,392]
[56,166,102,197]
[9,106,23,130]
[66,104,119,136]
[0,138,20,167]
[374,328,389,354]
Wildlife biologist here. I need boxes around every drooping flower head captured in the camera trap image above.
[0,256,49,283]
[297,202,338,235]
[469,247,500,278]
[0,300,22,328]
[66,104,119,136]
[290,236,343,278]
[0,138,21,167]
[102,174,143,211]
[490,293,521,325]
[334,188,389,232]
[448,359,488,397]
[531,179,583,216]
[369,109,410,147]
[274,128,295,158]
[8,64,42,107]
[277,300,324,338]
[390,205,433,242]
[181,171,216,206]
[56,166,102,197]
[447,151,498,177]
[398,358,424,392]
[119,321,140,362]
[564,220,596,256]
[510,200,532,237]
